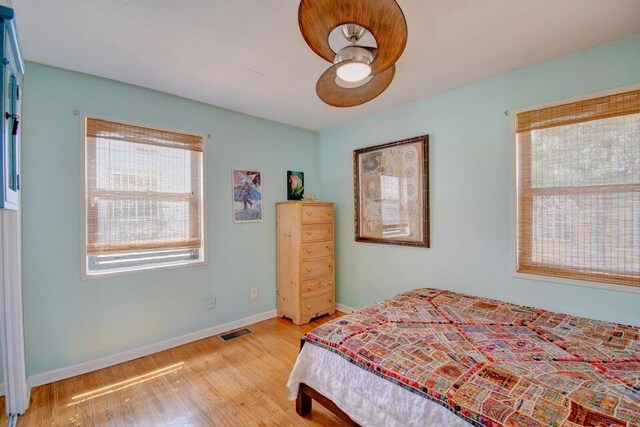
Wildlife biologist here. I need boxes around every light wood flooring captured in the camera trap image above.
[0,312,348,426]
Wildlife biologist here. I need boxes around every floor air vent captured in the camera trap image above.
[219,328,252,341]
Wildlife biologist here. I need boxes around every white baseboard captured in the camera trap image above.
[28,309,277,388]
[336,303,356,313]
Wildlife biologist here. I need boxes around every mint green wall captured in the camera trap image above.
[319,37,640,326]
[21,63,319,376]
[19,37,640,379]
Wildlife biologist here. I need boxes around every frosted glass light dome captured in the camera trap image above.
[336,62,372,82]
[333,45,374,83]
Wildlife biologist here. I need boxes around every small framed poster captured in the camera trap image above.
[233,169,262,223]
[287,171,304,200]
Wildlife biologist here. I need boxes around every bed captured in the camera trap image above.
[287,288,640,426]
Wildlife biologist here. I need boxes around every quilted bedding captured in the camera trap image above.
[304,288,640,426]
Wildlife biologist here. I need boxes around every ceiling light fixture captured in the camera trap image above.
[334,46,374,82]
[333,25,374,83]
[298,0,407,107]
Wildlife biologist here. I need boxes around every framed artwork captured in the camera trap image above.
[233,169,262,223]
[353,135,429,247]
[287,171,304,200]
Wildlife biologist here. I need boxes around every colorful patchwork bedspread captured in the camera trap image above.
[304,288,640,426]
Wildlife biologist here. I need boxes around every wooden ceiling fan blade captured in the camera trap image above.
[360,46,378,56]
[316,63,396,108]
[299,0,407,74]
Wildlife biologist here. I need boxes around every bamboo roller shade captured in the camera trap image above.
[516,89,640,287]
[517,90,640,133]
[86,118,203,152]
[86,118,203,255]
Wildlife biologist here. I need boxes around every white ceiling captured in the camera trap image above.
[13,0,640,131]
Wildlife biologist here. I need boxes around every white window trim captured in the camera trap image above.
[79,112,208,280]
[509,83,640,294]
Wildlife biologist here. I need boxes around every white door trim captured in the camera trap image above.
[0,210,30,414]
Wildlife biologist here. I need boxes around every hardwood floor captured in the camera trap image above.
[1,313,348,426]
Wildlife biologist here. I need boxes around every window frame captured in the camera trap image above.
[79,113,208,279]
[509,84,640,294]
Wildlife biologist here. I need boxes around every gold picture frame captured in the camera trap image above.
[353,135,430,247]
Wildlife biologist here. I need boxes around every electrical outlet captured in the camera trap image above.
[250,287,258,300]
[207,296,216,310]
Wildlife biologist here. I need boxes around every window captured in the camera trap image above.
[83,118,204,276]
[515,89,640,287]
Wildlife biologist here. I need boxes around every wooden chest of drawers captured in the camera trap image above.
[276,202,335,325]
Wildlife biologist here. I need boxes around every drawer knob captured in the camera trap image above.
[326,245,331,250]
[306,268,312,273]
[328,282,333,286]
[306,249,312,254]
[306,304,312,309]
[306,230,311,235]
[306,287,311,291]
[307,211,312,216]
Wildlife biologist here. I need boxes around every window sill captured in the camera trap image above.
[512,271,640,294]
[82,258,206,280]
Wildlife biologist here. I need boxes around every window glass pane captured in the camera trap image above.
[531,193,640,276]
[96,199,191,247]
[88,248,199,273]
[95,139,193,193]
[530,114,640,188]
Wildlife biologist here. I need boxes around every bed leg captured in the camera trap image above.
[296,384,312,416]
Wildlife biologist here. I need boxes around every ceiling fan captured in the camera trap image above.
[298,0,408,108]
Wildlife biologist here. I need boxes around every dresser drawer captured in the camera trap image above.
[302,205,333,224]
[301,275,334,296]
[302,223,333,242]
[302,292,334,316]
[301,241,334,260]
[301,257,333,279]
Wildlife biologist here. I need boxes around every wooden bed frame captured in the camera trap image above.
[295,340,360,426]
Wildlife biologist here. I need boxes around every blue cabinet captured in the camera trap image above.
[0,5,23,210]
